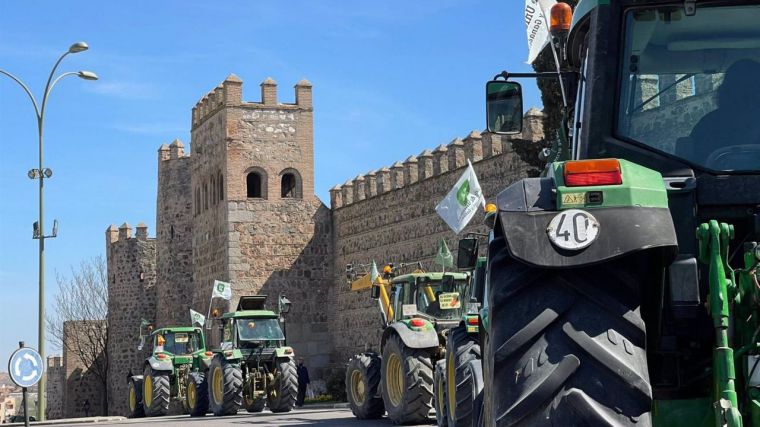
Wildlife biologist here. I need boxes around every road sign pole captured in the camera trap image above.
[23,387,30,427]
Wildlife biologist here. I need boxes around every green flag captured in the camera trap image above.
[370,261,380,283]
[434,239,454,269]
[190,309,205,327]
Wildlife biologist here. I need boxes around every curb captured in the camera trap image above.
[301,402,349,409]
[6,416,127,426]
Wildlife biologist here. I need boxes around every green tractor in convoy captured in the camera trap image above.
[206,295,297,417]
[344,262,471,424]
[127,326,212,418]
[458,0,760,426]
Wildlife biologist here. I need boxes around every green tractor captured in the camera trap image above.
[127,326,212,418]
[434,237,489,427]
[345,263,471,424]
[206,295,297,417]
[471,1,760,426]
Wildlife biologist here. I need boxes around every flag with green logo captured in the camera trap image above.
[434,239,454,269]
[212,280,232,300]
[435,160,485,234]
[190,309,205,327]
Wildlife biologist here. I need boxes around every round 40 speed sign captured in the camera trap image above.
[546,209,600,250]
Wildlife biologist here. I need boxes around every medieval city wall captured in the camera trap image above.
[45,356,64,420]
[327,111,544,368]
[105,224,156,416]
[61,320,107,418]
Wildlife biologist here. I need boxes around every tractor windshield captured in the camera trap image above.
[159,331,202,355]
[413,278,466,320]
[236,318,285,342]
[617,4,760,172]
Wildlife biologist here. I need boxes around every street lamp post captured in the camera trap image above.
[0,42,97,421]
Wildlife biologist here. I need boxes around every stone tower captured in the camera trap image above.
[105,223,156,415]
[189,75,334,378]
[155,140,194,327]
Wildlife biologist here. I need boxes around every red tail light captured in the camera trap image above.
[156,353,167,359]
[466,316,479,326]
[410,318,425,327]
[564,159,622,187]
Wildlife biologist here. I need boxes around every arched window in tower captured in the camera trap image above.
[280,169,302,199]
[211,175,217,205]
[194,187,201,215]
[247,171,263,198]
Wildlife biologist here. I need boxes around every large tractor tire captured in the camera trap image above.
[244,394,265,413]
[434,360,448,427]
[267,358,298,413]
[186,371,209,417]
[381,333,434,424]
[484,237,652,426]
[346,353,385,419]
[127,376,145,418]
[208,357,243,416]
[446,325,481,426]
[142,366,170,417]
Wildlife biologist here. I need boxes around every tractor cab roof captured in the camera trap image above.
[151,326,202,335]
[222,310,278,319]
[392,272,469,284]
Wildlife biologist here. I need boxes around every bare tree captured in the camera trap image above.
[47,256,109,415]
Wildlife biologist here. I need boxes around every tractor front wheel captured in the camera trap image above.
[484,238,653,426]
[127,376,145,418]
[208,357,243,416]
[346,353,384,419]
[142,366,170,417]
[446,325,481,426]
[434,359,448,426]
[381,333,434,424]
[244,374,266,414]
[186,371,209,417]
[267,358,298,413]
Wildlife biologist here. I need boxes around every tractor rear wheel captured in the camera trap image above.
[127,376,145,418]
[381,333,434,424]
[208,357,243,416]
[346,353,385,419]
[186,371,209,417]
[267,358,298,413]
[484,238,652,426]
[434,359,448,426]
[446,325,481,427]
[142,366,170,417]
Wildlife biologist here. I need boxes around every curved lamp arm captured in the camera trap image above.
[0,69,41,119]
[39,51,70,123]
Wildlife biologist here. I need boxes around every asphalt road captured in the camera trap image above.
[65,408,435,426]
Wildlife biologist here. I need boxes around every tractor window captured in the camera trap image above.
[236,318,285,341]
[160,332,202,355]
[617,5,760,172]
[412,279,466,320]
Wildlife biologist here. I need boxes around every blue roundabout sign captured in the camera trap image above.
[8,347,44,388]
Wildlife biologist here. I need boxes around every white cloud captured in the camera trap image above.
[85,81,157,100]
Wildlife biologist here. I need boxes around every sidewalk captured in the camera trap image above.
[5,416,126,426]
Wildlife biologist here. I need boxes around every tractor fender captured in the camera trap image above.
[146,356,174,373]
[382,323,439,350]
[275,346,295,358]
[496,177,678,268]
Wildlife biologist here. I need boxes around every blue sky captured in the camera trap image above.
[0,1,542,362]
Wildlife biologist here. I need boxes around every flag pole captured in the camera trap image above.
[205,293,215,330]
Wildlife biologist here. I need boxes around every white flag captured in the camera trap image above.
[212,280,232,300]
[435,160,485,234]
[525,0,557,64]
[190,309,205,327]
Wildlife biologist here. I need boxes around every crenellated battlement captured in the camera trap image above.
[330,109,544,209]
[105,222,153,246]
[191,74,313,129]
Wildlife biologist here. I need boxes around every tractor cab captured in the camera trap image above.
[387,272,469,328]
[220,310,285,351]
[151,327,206,358]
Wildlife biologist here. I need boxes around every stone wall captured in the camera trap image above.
[105,224,156,416]
[45,357,64,420]
[62,321,107,418]
[327,111,543,368]
[156,140,194,327]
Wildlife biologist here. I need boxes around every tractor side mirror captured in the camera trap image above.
[370,284,381,300]
[457,238,479,269]
[486,81,523,135]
